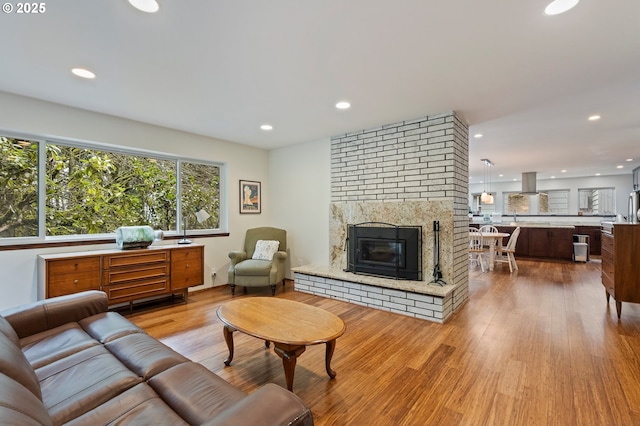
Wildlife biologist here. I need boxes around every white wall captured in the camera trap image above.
[268,138,331,277]
[0,91,275,310]
[469,174,633,219]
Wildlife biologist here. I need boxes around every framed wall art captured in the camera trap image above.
[239,180,261,214]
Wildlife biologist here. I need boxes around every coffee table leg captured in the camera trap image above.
[273,344,306,391]
[325,339,337,379]
[223,325,235,366]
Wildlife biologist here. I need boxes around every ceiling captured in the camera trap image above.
[1,1,639,184]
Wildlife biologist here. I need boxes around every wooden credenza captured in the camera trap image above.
[601,224,640,318]
[38,244,204,307]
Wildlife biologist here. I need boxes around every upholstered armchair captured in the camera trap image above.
[228,227,287,295]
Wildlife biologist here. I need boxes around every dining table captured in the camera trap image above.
[479,231,510,271]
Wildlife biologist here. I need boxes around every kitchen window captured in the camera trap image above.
[578,188,615,215]
[503,190,569,215]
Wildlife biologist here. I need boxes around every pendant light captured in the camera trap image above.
[480,159,494,204]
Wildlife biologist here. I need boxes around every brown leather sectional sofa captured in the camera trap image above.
[0,290,314,425]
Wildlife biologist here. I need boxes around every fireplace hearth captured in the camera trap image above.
[345,222,422,280]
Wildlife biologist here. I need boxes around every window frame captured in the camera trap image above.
[0,130,228,247]
[538,189,570,215]
[578,187,616,215]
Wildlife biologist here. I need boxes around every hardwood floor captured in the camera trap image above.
[127,259,640,425]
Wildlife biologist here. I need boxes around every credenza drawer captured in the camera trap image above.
[47,257,100,275]
[103,264,170,285]
[104,250,170,269]
[48,273,101,297]
[103,278,170,303]
[171,246,203,290]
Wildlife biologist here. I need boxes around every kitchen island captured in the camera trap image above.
[471,222,602,260]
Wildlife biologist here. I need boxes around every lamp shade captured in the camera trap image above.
[196,208,211,223]
[480,192,494,205]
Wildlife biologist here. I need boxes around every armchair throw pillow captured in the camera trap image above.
[252,240,280,261]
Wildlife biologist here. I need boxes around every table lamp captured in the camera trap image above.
[178,208,210,244]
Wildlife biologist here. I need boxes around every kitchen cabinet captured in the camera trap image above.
[527,227,573,260]
[601,224,640,318]
[39,244,204,307]
[473,224,578,260]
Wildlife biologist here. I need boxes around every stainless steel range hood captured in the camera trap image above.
[522,172,538,194]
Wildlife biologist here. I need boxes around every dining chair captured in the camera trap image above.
[495,226,521,273]
[468,227,485,272]
[478,224,500,256]
[478,225,499,234]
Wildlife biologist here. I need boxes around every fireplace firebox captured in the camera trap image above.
[345,222,422,280]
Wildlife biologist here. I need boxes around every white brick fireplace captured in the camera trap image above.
[293,111,470,322]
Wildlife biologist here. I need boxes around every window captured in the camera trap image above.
[1,134,224,242]
[503,190,570,215]
[46,144,178,236]
[504,192,529,214]
[539,190,569,214]
[578,188,615,215]
[180,161,220,230]
[0,137,39,238]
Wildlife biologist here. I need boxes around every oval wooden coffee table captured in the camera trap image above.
[216,297,346,391]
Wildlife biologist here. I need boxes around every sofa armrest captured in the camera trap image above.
[228,250,247,267]
[273,251,287,263]
[0,290,108,339]
[201,383,313,426]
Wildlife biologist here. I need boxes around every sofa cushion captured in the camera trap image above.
[64,383,188,426]
[0,374,52,426]
[0,315,20,346]
[0,332,43,400]
[201,383,314,426]
[105,333,189,379]
[36,345,142,424]
[1,290,108,339]
[79,311,146,343]
[20,322,100,369]
[148,362,246,425]
[234,258,273,276]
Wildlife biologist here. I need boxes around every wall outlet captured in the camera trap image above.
[211,268,217,276]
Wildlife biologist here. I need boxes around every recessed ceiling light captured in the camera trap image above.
[544,0,579,15]
[626,158,633,162]
[588,115,601,121]
[71,68,96,79]
[335,101,351,110]
[128,0,159,13]
[551,176,556,179]
[595,173,601,176]
[512,178,517,181]
[561,169,567,173]
[474,133,483,139]
[260,124,273,131]
[617,165,624,169]
[498,174,503,177]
